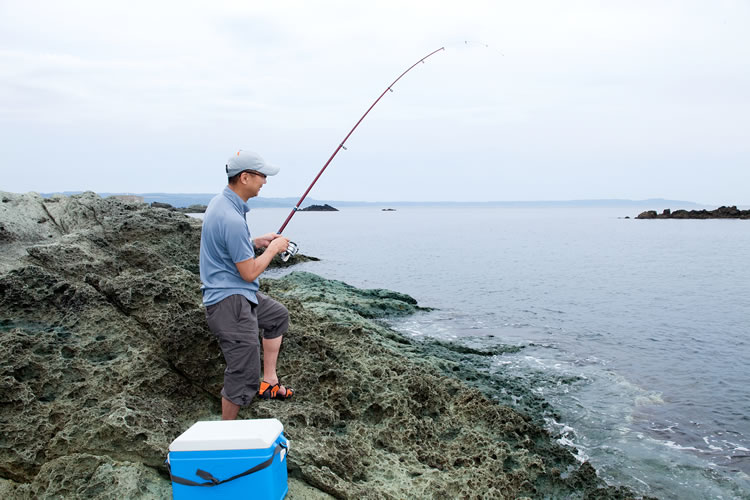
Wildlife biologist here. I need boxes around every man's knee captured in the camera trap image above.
[257,295,289,339]
[263,309,288,339]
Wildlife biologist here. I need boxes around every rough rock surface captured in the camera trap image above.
[636,206,750,219]
[148,202,208,214]
[180,204,208,214]
[0,192,650,499]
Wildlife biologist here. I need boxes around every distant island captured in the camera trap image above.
[299,204,338,212]
[636,206,750,219]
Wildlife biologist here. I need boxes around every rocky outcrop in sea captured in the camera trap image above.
[299,204,338,212]
[0,192,648,499]
[636,206,750,219]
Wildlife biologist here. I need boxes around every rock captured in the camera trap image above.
[0,223,14,242]
[0,191,644,499]
[150,201,175,210]
[268,271,422,319]
[716,205,742,217]
[109,195,145,204]
[671,209,692,219]
[636,205,750,219]
[2,454,172,499]
[299,204,338,212]
[263,251,320,269]
[177,204,208,214]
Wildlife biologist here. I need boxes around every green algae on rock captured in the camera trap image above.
[268,271,425,319]
[0,191,651,499]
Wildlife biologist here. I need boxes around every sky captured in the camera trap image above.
[1,0,748,204]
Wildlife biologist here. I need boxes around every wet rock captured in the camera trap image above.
[429,338,523,357]
[0,191,645,499]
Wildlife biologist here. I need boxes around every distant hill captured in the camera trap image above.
[40,192,705,209]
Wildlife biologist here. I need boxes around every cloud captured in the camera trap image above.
[0,1,748,203]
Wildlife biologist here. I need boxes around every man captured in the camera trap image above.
[199,149,294,420]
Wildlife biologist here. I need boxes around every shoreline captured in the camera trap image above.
[0,192,650,498]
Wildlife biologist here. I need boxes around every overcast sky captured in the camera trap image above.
[1,1,748,204]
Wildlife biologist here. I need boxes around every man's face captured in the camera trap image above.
[241,170,267,198]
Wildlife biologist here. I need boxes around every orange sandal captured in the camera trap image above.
[258,380,294,401]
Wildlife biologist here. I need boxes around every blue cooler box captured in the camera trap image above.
[168,418,288,500]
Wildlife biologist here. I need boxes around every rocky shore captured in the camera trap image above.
[636,205,750,219]
[1,192,648,499]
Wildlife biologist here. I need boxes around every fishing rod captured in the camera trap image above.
[277,47,446,259]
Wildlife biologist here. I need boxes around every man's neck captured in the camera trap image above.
[228,184,250,202]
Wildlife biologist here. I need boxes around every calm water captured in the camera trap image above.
[225,205,750,499]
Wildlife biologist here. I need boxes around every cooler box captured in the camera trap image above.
[167,418,288,500]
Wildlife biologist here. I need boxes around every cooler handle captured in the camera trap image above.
[167,442,287,487]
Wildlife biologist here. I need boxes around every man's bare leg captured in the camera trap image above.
[262,336,289,395]
[222,397,240,420]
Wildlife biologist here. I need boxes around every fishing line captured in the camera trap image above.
[277,42,501,261]
[454,39,505,57]
[277,47,445,235]
[276,47,445,260]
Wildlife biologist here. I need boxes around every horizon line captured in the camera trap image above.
[35,191,714,205]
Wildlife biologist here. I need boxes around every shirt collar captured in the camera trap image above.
[222,185,250,215]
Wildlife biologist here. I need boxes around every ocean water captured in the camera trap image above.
[229,205,749,499]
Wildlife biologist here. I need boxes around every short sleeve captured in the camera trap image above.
[224,217,255,264]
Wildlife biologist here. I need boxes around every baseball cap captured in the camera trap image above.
[225,150,280,177]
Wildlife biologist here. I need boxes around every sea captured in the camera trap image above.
[214,205,749,499]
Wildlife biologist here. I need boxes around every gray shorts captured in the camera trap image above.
[205,292,289,406]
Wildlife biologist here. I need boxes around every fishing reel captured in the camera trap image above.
[280,241,299,262]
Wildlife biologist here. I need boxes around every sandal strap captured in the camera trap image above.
[259,380,292,399]
[259,381,278,396]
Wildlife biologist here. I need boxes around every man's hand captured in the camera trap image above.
[253,232,283,249]
[266,236,290,255]
[236,235,291,282]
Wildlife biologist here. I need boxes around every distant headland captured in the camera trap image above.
[636,206,750,219]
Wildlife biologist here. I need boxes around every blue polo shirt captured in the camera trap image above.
[199,186,258,306]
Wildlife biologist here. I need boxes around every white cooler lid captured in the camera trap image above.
[169,418,284,452]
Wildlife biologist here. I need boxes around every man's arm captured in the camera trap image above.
[235,236,289,282]
[253,232,283,249]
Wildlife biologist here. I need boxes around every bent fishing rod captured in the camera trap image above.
[277,47,445,259]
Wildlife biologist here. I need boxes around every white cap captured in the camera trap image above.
[226,150,280,177]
